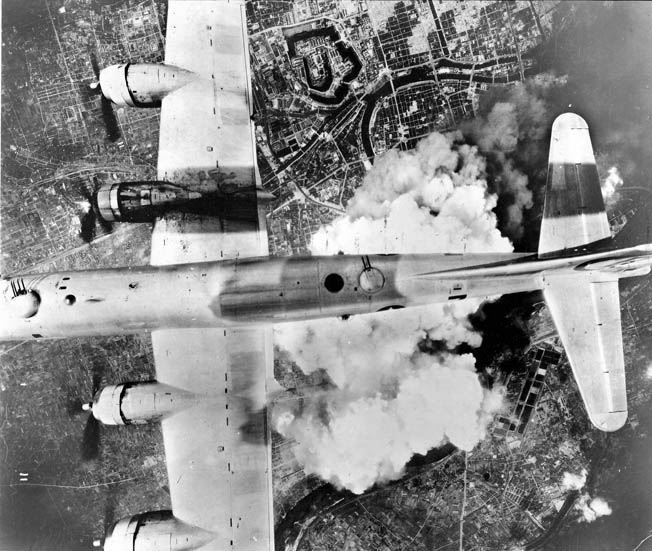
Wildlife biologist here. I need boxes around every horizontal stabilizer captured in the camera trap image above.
[543,273,627,431]
[539,113,611,257]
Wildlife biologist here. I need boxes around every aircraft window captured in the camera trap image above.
[324,273,344,293]
[64,295,76,306]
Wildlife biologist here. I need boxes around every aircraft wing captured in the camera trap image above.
[151,327,274,550]
[538,113,612,257]
[152,0,265,264]
[543,272,627,431]
[149,1,274,549]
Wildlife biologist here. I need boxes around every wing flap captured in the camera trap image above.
[543,273,627,431]
[539,113,611,257]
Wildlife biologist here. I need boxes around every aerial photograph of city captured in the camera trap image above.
[1,1,652,550]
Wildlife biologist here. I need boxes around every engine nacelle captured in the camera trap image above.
[94,181,274,223]
[89,382,196,426]
[96,182,201,222]
[98,63,194,108]
[102,511,214,551]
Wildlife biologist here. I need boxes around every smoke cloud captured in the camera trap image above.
[560,470,613,522]
[311,133,512,254]
[460,73,581,249]
[561,469,588,491]
[274,131,508,493]
[275,357,503,494]
[461,76,567,244]
[462,99,535,242]
[601,166,624,210]
[577,495,613,523]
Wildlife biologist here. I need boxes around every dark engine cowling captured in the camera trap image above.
[94,181,271,223]
[102,511,214,551]
[98,63,194,108]
[95,182,201,222]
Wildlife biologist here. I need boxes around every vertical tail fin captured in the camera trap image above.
[538,113,612,257]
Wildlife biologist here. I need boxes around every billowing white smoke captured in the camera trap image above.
[311,133,512,254]
[601,166,623,210]
[577,495,613,523]
[75,200,91,214]
[275,304,482,393]
[275,356,503,494]
[560,470,613,522]
[561,469,588,491]
[274,132,508,493]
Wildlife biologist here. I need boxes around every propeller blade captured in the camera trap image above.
[88,52,121,141]
[81,414,101,461]
[79,81,96,102]
[90,51,100,79]
[77,178,114,242]
[88,52,103,96]
[79,208,97,243]
[103,483,117,530]
[77,181,93,203]
[66,396,85,417]
[98,215,114,235]
[90,358,107,394]
[101,97,121,142]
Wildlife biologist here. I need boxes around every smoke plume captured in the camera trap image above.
[459,73,617,250]
[560,470,613,522]
[577,495,613,523]
[274,132,508,493]
[601,166,623,210]
[461,75,568,244]
[275,356,503,494]
[311,133,512,254]
[561,469,588,491]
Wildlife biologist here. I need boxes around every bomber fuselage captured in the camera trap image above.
[1,245,651,340]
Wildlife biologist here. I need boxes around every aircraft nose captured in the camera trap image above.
[2,280,40,319]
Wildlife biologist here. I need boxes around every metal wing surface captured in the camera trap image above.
[538,113,611,257]
[543,273,627,431]
[152,0,265,265]
[149,2,273,549]
[151,327,274,550]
